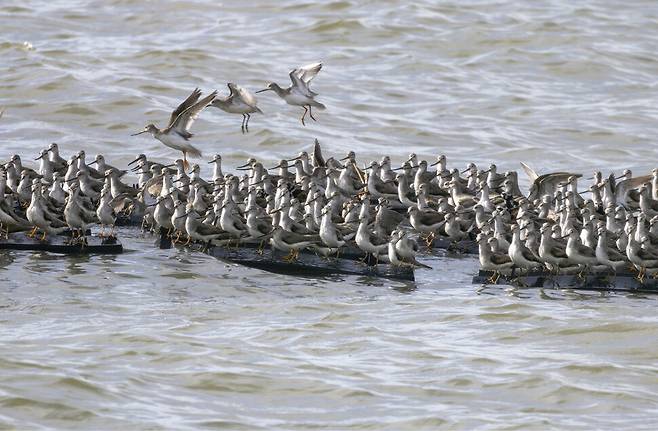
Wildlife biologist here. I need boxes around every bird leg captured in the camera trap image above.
[256,240,265,255]
[300,106,308,126]
[636,267,646,284]
[245,113,250,132]
[282,249,295,263]
[308,105,317,122]
[425,232,435,248]
[40,231,47,241]
[576,265,587,281]
[182,151,190,171]
[184,236,192,246]
[27,226,38,238]
[241,114,247,134]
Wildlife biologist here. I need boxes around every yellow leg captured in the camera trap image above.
[283,249,295,263]
[182,151,189,171]
[40,231,47,241]
[27,226,38,238]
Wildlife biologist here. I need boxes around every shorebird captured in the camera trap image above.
[210,83,262,133]
[394,231,432,269]
[564,228,599,277]
[595,227,628,273]
[477,234,513,282]
[184,208,228,247]
[47,143,68,172]
[256,62,325,126]
[26,181,67,241]
[64,182,97,242]
[509,224,543,275]
[132,88,217,169]
[96,189,117,238]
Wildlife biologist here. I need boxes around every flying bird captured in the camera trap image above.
[132,88,217,169]
[256,62,325,126]
[210,83,262,133]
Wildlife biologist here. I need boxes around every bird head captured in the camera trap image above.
[131,124,157,136]
[255,83,277,93]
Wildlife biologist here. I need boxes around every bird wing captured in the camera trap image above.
[551,245,568,258]
[233,84,259,109]
[522,247,542,263]
[491,253,512,265]
[144,175,163,197]
[167,88,202,128]
[419,211,444,226]
[169,90,218,138]
[577,244,596,258]
[289,69,314,98]
[520,162,539,182]
[296,62,322,85]
[312,139,325,167]
[616,175,652,202]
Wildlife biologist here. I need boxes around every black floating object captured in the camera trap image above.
[0,233,123,254]
[160,237,414,281]
[472,269,658,293]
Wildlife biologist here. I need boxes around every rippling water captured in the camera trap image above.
[2,1,658,429]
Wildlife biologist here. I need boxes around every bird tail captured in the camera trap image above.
[186,145,203,159]
[310,101,326,110]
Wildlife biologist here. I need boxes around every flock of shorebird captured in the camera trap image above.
[131,62,325,168]
[2,61,658,282]
[2,136,658,280]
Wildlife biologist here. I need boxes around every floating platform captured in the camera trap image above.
[0,233,123,254]
[158,235,414,281]
[473,269,658,293]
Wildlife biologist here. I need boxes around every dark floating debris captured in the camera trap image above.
[473,269,658,293]
[0,232,122,254]
[158,232,415,281]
